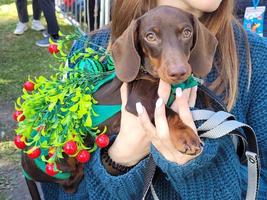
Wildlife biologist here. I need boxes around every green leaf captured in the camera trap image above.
[83,94,92,101]
[61,115,71,125]
[77,109,85,119]
[58,93,65,104]
[60,108,68,112]
[92,97,98,104]
[57,151,64,159]
[85,115,92,127]
[14,102,21,111]
[37,76,47,83]
[91,108,99,117]
[28,76,35,84]
[71,96,79,102]
[41,155,48,162]
[48,102,57,112]
[40,141,48,148]
[69,103,79,112]
[33,134,41,142]
[16,97,22,107]
[49,95,59,103]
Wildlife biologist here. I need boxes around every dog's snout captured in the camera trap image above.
[167,67,187,79]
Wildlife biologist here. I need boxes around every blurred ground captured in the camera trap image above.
[0,142,30,200]
[0,1,74,199]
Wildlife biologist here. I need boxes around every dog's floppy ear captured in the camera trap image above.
[189,17,218,77]
[112,20,140,82]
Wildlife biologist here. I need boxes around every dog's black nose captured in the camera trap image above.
[168,67,187,79]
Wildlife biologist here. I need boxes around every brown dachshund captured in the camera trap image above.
[23,6,218,199]
[96,6,218,155]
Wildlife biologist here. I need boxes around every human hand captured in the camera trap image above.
[136,80,202,165]
[108,83,151,166]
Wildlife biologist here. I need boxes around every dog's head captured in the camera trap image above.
[112,6,218,84]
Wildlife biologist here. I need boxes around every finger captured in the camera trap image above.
[120,83,128,108]
[158,80,171,104]
[136,102,156,137]
[170,88,190,113]
[170,97,179,113]
[136,101,175,162]
[175,88,197,133]
[154,98,178,158]
[188,86,197,107]
[183,88,191,101]
[170,87,197,112]
[154,98,169,138]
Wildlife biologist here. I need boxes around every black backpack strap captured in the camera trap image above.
[197,84,227,111]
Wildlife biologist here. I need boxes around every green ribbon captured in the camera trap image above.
[22,168,33,180]
[92,104,121,126]
[167,75,198,107]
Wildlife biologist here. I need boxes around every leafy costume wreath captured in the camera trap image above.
[13,32,198,179]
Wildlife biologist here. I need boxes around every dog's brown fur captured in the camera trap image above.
[97,6,218,155]
[22,6,218,198]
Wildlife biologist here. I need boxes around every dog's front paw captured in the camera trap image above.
[168,113,202,155]
[170,127,203,155]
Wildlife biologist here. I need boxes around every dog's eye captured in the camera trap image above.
[183,28,192,38]
[145,32,157,42]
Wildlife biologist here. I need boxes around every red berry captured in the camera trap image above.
[76,150,91,163]
[95,134,109,148]
[45,163,58,176]
[23,81,35,92]
[14,135,26,149]
[28,147,41,159]
[48,44,59,54]
[63,141,77,155]
[13,110,25,122]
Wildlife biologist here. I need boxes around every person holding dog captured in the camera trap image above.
[41,0,267,199]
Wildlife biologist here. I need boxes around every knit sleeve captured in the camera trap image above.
[246,34,267,197]
[83,148,149,200]
[151,135,242,199]
[41,177,89,199]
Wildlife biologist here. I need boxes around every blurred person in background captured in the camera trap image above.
[35,0,60,47]
[14,0,45,35]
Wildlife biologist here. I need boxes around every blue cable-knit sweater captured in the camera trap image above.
[41,25,267,199]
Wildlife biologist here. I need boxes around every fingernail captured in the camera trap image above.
[176,88,182,98]
[156,98,163,108]
[136,102,143,114]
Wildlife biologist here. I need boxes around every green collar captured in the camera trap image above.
[91,74,199,127]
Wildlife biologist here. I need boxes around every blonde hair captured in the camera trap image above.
[111,0,251,111]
